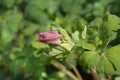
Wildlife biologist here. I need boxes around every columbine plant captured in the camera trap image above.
[33,14,120,80]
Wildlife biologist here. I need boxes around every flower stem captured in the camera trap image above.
[91,67,100,80]
[50,59,79,80]
[107,75,112,80]
[69,64,83,80]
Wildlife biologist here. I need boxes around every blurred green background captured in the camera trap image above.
[0,0,120,80]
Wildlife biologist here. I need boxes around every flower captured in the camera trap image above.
[38,31,63,45]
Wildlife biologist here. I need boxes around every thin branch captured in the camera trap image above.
[50,59,79,80]
[69,64,83,80]
[91,67,100,80]
[107,75,112,80]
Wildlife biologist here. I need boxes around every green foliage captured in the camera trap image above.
[0,0,120,80]
[79,51,99,69]
[79,14,120,75]
[95,45,120,74]
[97,54,114,74]
[104,45,120,72]
[0,0,15,8]
[1,10,22,48]
[25,5,49,24]
[72,31,80,43]
[103,14,120,31]
[65,52,77,68]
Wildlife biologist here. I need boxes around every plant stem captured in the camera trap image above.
[50,59,79,80]
[91,67,99,80]
[107,75,112,80]
[69,64,83,80]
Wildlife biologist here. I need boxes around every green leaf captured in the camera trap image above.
[49,48,63,56]
[32,41,46,50]
[25,1,49,24]
[79,40,96,51]
[79,51,99,68]
[57,28,75,51]
[65,53,77,68]
[58,28,72,43]
[82,25,87,39]
[72,31,80,43]
[24,57,44,74]
[87,14,120,48]
[100,0,114,7]
[47,0,61,14]
[82,41,96,51]
[1,0,15,8]
[31,34,47,49]
[96,45,120,74]
[72,20,85,36]
[97,54,114,74]
[22,23,39,36]
[24,57,47,75]
[103,14,120,31]
[104,45,120,72]
[49,46,66,61]
[1,10,22,46]
[61,0,83,14]
[60,43,75,51]
[26,0,48,10]
[63,19,85,35]
[100,14,120,42]
[10,59,25,75]
[15,0,23,5]
[93,3,104,16]
[24,59,35,73]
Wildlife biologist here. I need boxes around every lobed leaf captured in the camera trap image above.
[79,51,99,68]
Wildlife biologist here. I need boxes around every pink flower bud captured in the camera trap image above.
[38,31,63,45]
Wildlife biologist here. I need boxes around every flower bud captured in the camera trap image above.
[38,31,63,45]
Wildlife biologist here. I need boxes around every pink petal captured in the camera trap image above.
[38,30,63,45]
[39,31,63,41]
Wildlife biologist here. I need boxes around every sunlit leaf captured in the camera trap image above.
[79,40,96,51]
[31,34,47,49]
[103,14,120,31]
[104,45,120,72]
[72,31,80,43]
[79,51,99,68]
[97,54,114,74]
